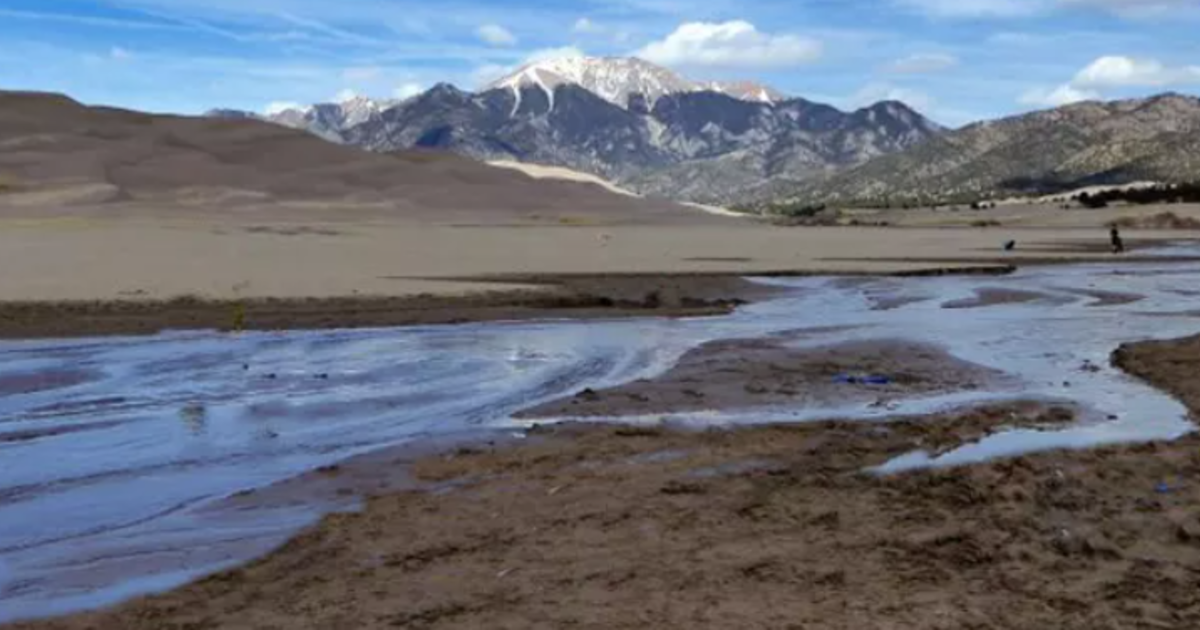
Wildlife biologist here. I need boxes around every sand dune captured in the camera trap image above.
[486,160,639,197]
[0,91,724,225]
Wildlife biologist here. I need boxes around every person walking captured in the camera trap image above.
[1110,226,1125,254]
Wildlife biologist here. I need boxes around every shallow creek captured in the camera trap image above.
[3,254,1200,621]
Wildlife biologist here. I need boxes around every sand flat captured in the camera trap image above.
[0,219,1189,302]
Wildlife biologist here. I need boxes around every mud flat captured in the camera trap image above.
[0,275,766,340]
[11,404,1200,630]
[518,337,1005,418]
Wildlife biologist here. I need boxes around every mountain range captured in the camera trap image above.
[208,57,943,204]
[210,57,1200,209]
[758,92,1200,208]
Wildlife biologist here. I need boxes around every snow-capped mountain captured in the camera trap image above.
[337,94,395,127]
[208,57,942,203]
[486,57,698,110]
[223,94,399,142]
[484,57,791,110]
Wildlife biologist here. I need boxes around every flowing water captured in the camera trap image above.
[3,254,1200,621]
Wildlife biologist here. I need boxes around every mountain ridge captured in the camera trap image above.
[207,57,942,204]
[759,92,1200,207]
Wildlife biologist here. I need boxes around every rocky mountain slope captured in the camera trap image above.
[766,93,1200,207]
[208,57,942,204]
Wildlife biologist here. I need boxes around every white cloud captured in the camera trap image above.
[887,52,958,73]
[342,66,381,82]
[573,17,599,33]
[333,88,360,102]
[636,21,821,69]
[1018,54,1200,109]
[847,82,936,112]
[571,17,632,44]
[393,82,424,99]
[476,24,517,46]
[264,101,303,115]
[525,46,585,64]
[470,64,512,88]
[109,46,134,60]
[1073,55,1200,87]
[1018,83,1101,107]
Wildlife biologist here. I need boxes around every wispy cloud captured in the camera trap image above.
[0,7,183,31]
[477,24,518,46]
[1019,83,1100,107]
[4,0,1197,121]
[394,82,425,99]
[886,52,959,73]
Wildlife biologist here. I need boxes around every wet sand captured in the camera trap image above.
[1055,287,1146,307]
[1114,334,1200,413]
[0,275,766,339]
[12,329,1200,630]
[518,338,1004,418]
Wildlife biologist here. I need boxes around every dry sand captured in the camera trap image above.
[14,330,1200,630]
[0,217,1195,336]
[485,160,639,198]
[0,220,1191,304]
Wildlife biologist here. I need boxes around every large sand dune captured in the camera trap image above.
[0,91,722,225]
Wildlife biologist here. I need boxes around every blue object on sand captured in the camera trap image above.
[833,374,891,385]
[1156,482,1173,494]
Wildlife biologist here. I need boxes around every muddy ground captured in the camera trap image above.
[0,265,1029,340]
[0,275,768,339]
[11,331,1200,630]
[0,268,1021,340]
[519,337,1005,418]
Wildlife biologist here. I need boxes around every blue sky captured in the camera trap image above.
[2,0,1199,126]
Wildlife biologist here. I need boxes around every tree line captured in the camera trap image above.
[1075,183,1200,209]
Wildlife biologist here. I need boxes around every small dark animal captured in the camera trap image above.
[1003,240,1016,251]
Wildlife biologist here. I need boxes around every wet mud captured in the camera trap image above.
[14,398,1200,630]
[519,338,1004,418]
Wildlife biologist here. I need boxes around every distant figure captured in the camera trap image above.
[1003,240,1016,252]
[1110,226,1125,254]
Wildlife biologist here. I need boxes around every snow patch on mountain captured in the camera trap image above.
[487,56,784,109]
